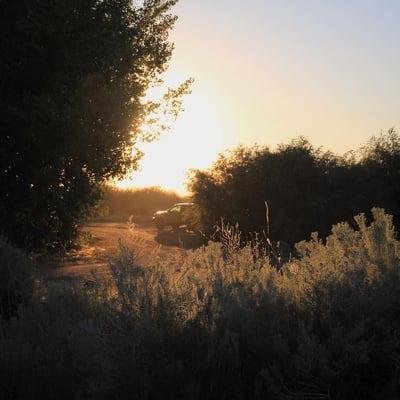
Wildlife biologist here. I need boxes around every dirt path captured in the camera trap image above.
[47,221,203,279]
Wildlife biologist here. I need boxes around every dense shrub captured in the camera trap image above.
[188,131,400,245]
[0,239,35,320]
[1,209,399,399]
[360,128,400,219]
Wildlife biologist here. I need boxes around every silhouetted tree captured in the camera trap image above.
[189,132,400,244]
[360,128,400,224]
[0,0,185,250]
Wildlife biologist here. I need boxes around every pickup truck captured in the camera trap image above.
[152,203,196,231]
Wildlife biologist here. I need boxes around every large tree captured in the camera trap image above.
[0,0,185,250]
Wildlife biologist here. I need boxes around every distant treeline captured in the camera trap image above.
[95,186,187,219]
[189,129,400,244]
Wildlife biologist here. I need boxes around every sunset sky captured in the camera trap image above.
[118,0,400,193]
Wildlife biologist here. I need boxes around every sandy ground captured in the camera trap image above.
[47,221,203,280]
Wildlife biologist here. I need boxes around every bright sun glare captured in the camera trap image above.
[116,71,233,194]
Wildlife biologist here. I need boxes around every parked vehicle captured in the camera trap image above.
[152,203,196,231]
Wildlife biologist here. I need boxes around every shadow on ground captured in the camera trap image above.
[155,229,205,250]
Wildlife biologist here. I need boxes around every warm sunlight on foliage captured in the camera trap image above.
[94,186,186,219]
[2,2,400,398]
[1,209,399,399]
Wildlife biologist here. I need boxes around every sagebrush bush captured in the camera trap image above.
[1,209,399,399]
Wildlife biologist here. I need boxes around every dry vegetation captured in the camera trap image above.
[1,209,399,399]
[92,186,188,222]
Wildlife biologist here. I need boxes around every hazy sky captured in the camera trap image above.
[119,0,400,193]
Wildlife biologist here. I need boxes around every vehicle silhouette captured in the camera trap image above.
[152,203,196,231]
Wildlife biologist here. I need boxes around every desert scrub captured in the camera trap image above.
[259,208,400,399]
[0,209,399,400]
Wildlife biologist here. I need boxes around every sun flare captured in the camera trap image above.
[116,73,233,194]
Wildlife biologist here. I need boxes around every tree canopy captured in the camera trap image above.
[188,131,400,245]
[0,0,184,250]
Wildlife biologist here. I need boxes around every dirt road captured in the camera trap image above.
[48,221,203,279]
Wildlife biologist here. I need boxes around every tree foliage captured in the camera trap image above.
[188,130,400,244]
[0,0,185,250]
